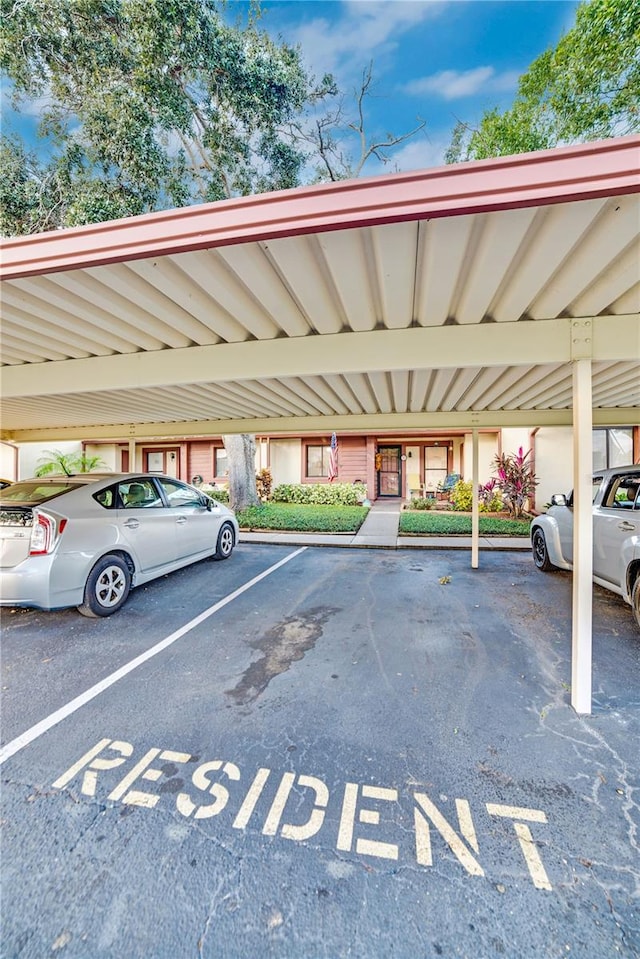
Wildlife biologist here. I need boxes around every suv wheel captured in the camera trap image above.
[532,528,555,572]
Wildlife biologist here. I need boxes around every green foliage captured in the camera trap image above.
[492,447,538,519]
[447,0,640,162]
[201,484,229,504]
[235,503,368,532]
[484,493,505,513]
[1,0,332,232]
[34,448,107,476]
[409,496,437,510]
[450,480,473,512]
[272,482,368,506]
[399,513,532,536]
[475,479,505,513]
[410,482,504,513]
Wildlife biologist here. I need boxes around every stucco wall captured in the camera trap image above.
[269,439,301,485]
[533,427,574,509]
[462,432,499,484]
[0,442,18,481]
[84,443,117,471]
[18,441,82,479]
[500,428,531,459]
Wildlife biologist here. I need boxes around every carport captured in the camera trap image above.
[1,134,639,715]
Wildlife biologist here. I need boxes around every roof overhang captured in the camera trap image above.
[1,135,639,442]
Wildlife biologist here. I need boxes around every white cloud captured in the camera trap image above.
[387,134,451,172]
[285,1,443,84]
[403,66,520,101]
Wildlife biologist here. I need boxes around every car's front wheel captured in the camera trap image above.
[78,554,132,617]
[213,522,235,561]
[532,528,555,572]
[631,574,640,630]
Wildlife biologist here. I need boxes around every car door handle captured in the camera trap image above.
[176,517,187,525]
[617,521,636,531]
[123,519,140,529]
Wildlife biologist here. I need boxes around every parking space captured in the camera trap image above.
[1,544,639,958]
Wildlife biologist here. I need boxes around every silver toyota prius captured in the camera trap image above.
[0,473,239,617]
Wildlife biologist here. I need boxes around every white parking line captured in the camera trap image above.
[0,547,307,767]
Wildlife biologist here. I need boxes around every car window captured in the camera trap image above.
[592,476,604,503]
[93,486,117,509]
[157,478,204,508]
[0,481,81,504]
[602,474,640,509]
[119,479,163,509]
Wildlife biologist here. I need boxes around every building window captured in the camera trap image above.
[593,428,633,470]
[306,444,330,477]
[214,447,228,477]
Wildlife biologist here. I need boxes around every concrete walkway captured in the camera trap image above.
[240,498,531,551]
[351,497,404,547]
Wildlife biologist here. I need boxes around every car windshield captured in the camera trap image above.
[0,481,84,505]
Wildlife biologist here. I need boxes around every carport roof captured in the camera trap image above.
[1,135,639,442]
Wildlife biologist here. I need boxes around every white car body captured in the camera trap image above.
[530,465,640,629]
[0,473,239,617]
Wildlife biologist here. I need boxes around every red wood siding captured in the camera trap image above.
[188,442,214,484]
[334,436,367,484]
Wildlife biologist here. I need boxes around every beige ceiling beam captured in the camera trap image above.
[3,316,637,399]
[4,407,637,444]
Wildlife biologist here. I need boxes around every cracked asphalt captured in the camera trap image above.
[1,543,639,958]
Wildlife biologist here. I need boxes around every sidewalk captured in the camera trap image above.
[240,499,531,550]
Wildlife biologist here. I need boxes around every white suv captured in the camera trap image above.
[531,465,640,629]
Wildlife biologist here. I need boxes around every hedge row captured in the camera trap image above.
[201,484,230,504]
[235,503,369,532]
[272,482,367,506]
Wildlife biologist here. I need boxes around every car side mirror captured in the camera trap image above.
[202,496,213,511]
[551,494,567,507]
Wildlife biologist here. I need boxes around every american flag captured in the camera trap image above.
[328,432,338,482]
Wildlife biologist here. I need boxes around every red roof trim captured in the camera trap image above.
[1,135,639,281]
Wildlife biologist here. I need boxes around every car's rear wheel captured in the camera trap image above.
[78,554,131,617]
[532,528,555,572]
[632,574,640,630]
[213,522,235,561]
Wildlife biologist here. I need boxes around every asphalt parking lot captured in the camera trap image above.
[1,543,639,959]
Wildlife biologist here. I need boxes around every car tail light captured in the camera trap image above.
[29,512,67,555]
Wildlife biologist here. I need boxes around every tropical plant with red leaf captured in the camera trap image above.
[492,447,538,519]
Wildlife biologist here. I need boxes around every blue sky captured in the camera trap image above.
[2,0,580,174]
[256,0,580,170]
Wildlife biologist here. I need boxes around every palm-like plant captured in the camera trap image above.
[34,449,107,477]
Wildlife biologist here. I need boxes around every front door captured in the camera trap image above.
[424,446,448,495]
[377,446,401,497]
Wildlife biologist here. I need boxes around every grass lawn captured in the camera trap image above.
[399,512,532,536]
[235,502,369,533]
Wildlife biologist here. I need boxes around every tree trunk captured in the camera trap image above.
[222,434,260,510]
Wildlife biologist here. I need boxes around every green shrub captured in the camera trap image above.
[202,484,229,504]
[235,503,368,532]
[409,496,437,510]
[483,493,504,513]
[447,481,504,513]
[272,482,367,506]
[450,480,473,511]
